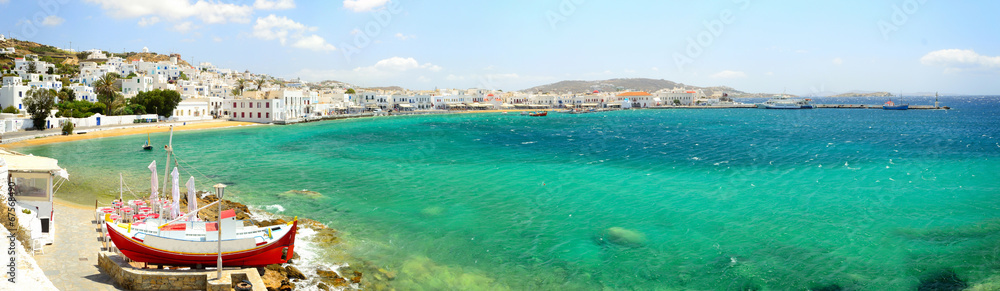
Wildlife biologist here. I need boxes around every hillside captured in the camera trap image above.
[521,78,746,96]
[0,38,190,76]
[829,91,892,98]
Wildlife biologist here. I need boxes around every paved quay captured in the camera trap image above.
[33,200,122,291]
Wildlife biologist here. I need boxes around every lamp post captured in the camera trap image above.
[213,183,226,280]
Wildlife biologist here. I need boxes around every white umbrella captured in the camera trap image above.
[186,176,197,218]
[170,167,180,219]
[148,160,158,201]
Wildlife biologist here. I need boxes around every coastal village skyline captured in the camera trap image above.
[2,1,999,95]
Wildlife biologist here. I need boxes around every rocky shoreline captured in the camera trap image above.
[182,193,397,291]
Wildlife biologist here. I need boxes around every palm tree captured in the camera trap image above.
[235,78,247,95]
[94,73,123,115]
[255,78,267,91]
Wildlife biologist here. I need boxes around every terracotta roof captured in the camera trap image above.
[616,91,652,96]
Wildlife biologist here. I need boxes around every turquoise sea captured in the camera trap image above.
[21,96,1000,290]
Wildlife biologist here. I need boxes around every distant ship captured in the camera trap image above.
[757,95,814,109]
[882,94,909,110]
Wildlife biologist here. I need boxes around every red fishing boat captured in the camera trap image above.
[529,111,548,117]
[104,211,297,267]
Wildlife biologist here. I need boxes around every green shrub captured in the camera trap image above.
[62,120,74,135]
[2,105,18,114]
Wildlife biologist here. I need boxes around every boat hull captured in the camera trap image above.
[882,105,909,110]
[763,105,812,109]
[106,220,297,268]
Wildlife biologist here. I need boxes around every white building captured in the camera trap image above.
[0,76,30,112]
[227,98,282,123]
[170,98,213,122]
[121,75,154,97]
[69,84,97,103]
[656,88,703,106]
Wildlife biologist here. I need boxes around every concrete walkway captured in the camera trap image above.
[33,200,122,290]
[0,119,228,145]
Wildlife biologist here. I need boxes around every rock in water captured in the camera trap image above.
[285,265,306,280]
[918,269,968,291]
[420,206,445,217]
[598,227,647,247]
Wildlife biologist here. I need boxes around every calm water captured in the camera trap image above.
[22,96,1000,290]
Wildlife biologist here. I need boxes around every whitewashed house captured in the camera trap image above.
[69,84,97,102]
[227,98,282,123]
[0,76,30,112]
[170,98,213,121]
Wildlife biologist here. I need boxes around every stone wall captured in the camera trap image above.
[98,252,266,290]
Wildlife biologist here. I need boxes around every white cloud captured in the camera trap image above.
[349,28,362,35]
[394,33,416,41]
[254,0,295,10]
[921,49,1000,73]
[83,0,253,24]
[292,35,337,52]
[832,58,843,65]
[765,72,774,76]
[213,36,223,42]
[137,16,160,27]
[711,70,747,78]
[343,0,390,12]
[252,14,335,51]
[172,22,197,33]
[355,57,441,73]
[41,15,65,27]
[0,0,9,4]
[651,67,659,71]
[253,15,310,45]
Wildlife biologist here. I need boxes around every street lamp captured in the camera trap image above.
[213,183,226,280]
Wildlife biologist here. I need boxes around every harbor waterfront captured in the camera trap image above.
[17,96,1000,290]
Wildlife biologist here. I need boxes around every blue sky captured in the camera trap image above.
[3,0,999,94]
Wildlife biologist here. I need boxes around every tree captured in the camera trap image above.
[58,87,76,103]
[94,73,123,115]
[55,100,102,118]
[46,67,54,74]
[179,72,189,81]
[130,89,181,117]
[673,99,681,106]
[255,78,267,90]
[27,62,37,74]
[231,88,242,98]
[24,88,56,130]
[235,78,247,95]
[2,106,18,114]
[61,120,74,135]
[346,88,356,94]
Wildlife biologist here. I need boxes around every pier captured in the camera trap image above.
[649,104,949,110]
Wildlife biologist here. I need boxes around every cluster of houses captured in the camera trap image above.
[0,45,734,132]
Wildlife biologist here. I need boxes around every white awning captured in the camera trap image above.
[398,104,413,108]
[0,149,69,179]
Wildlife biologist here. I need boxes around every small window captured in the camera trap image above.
[249,102,253,108]
[241,112,245,118]
[266,102,270,108]
[266,112,269,118]
[257,112,261,118]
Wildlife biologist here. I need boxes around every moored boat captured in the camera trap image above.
[104,212,297,267]
[757,95,814,109]
[882,99,909,110]
[529,111,548,117]
[142,133,153,150]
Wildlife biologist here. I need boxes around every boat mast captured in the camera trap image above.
[119,173,123,201]
[160,126,174,210]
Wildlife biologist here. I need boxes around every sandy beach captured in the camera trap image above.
[2,120,261,149]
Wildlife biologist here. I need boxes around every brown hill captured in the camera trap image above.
[521,78,746,96]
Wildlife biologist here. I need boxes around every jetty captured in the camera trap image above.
[649,104,948,110]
